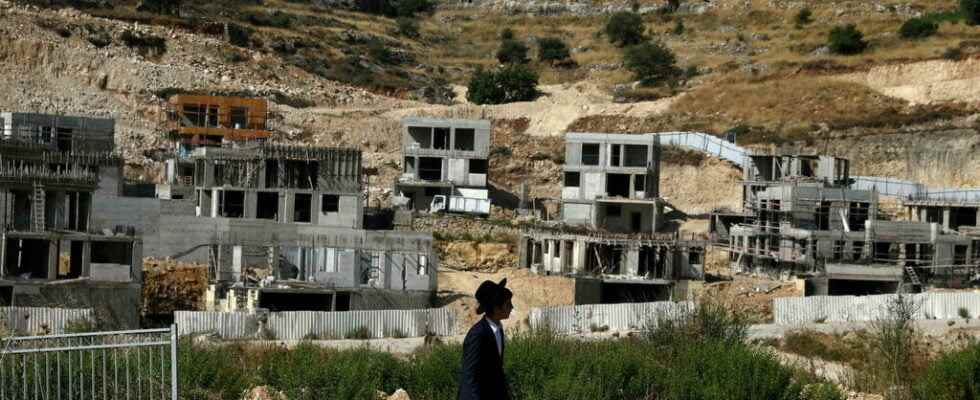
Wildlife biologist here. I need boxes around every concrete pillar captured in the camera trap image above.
[131,240,143,283]
[47,240,58,280]
[244,191,257,219]
[80,240,91,279]
[910,206,918,222]
[625,247,640,277]
[628,175,635,199]
[943,207,951,230]
[574,240,587,274]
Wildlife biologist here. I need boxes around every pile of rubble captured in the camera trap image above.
[142,258,207,316]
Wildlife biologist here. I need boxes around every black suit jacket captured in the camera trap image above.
[458,318,511,400]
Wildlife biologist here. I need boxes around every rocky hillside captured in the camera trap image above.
[2,0,979,199]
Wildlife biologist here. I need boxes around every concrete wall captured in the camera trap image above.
[2,113,115,152]
[2,282,141,329]
[401,117,491,159]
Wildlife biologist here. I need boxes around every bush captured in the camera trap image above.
[801,383,846,400]
[900,17,938,39]
[179,341,252,400]
[623,41,681,86]
[605,11,646,47]
[537,36,570,63]
[356,0,434,17]
[119,30,167,57]
[500,27,515,40]
[345,325,372,339]
[794,7,813,27]
[943,46,964,60]
[496,39,529,64]
[396,17,419,38]
[367,41,401,65]
[962,0,980,25]
[958,307,971,320]
[466,65,539,105]
[913,343,980,399]
[672,19,685,35]
[828,24,867,55]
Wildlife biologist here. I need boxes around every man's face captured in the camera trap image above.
[491,298,513,321]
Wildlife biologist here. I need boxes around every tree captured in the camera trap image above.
[623,41,680,86]
[793,7,812,27]
[538,37,570,63]
[605,11,645,47]
[466,65,539,105]
[496,39,529,64]
[899,18,938,39]
[962,0,980,25]
[828,24,867,55]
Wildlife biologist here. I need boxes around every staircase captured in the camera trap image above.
[904,264,921,288]
[31,183,45,231]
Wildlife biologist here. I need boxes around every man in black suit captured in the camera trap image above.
[458,278,514,400]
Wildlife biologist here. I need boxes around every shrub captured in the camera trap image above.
[346,325,372,339]
[64,318,98,333]
[243,10,292,28]
[801,383,846,400]
[119,30,167,57]
[466,65,539,105]
[537,37,570,63]
[944,46,965,60]
[356,0,434,17]
[794,7,813,27]
[958,307,971,320]
[179,341,252,400]
[396,17,419,38]
[645,301,749,347]
[913,342,980,399]
[899,17,938,39]
[962,0,980,25]
[672,19,685,35]
[500,27,515,40]
[496,39,529,64]
[605,11,645,47]
[622,41,681,86]
[828,24,867,55]
[368,41,401,65]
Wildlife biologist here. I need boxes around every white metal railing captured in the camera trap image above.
[0,326,178,399]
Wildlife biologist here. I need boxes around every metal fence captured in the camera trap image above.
[0,326,178,400]
[773,293,980,325]
[529,301,694,334]
[175,308,457,340]
[656,132,748,167]
[1,307,95,336]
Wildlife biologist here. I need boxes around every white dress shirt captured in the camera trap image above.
[485,317,503,356]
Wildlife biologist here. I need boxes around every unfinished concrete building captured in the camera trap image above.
[190,145,363,228]
[718,154,980,295]
[520,133,704,303]
[560,133,663,233]
[145,144,441,312]
[162,95,272,188]
[394,117,491,215]
[0,114,143,328]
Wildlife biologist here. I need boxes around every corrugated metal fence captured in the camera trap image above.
[773,293,980,325]
[175,308,456,340]
[0,307,95,335]
[529,301,694,334]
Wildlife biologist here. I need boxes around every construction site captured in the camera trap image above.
[2,100,979,335]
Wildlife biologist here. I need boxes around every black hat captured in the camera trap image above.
[474,278,509,314]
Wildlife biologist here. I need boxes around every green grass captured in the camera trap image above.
[174,325,824,400]
[913,342,980,400]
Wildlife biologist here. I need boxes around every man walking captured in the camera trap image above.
[458,279,514,400]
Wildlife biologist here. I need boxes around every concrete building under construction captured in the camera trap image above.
[394,117,491,215]
[520,133,705,303]
[0,113,143,328]
[715,154,980,295]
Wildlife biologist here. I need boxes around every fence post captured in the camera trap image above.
[170,324,178,400]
